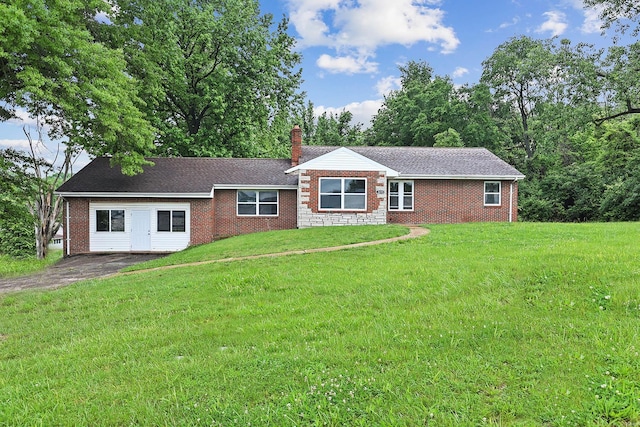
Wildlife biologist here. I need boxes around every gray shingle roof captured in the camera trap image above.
[56,157,297,195]
[300,146,524,178]
[57,146,523,195]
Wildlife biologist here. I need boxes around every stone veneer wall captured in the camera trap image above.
[297,170,387,228]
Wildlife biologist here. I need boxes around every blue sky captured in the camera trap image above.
[0,0,629,165]
[272,0,623,125]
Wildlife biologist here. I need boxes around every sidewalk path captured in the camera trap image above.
[127,225,429,275]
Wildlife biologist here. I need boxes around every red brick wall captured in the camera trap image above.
[387,180,519,224]
[302,170,384,213]
[62,180,518,255]
[212,189,297,238]
[190,198,216,245]
[63,198,90,255]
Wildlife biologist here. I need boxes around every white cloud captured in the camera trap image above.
[580,7,603,33]
[452,67,469,78]
[536,10,568,36]
[315,99,383,127]
[500,17,520,29]
[565,0,604,33]
[0,139,31,150]
[486,16,520,32]
[316,53,378,74]
[375,76,402,96]
[289,0,460,75]
[6,109,39,126]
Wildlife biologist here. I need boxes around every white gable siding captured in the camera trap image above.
[288,147,398,175]
[89,202,191,252]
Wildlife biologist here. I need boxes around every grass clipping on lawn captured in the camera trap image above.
[1,222,639,426]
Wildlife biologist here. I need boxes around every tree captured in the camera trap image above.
[313,111,363,146]
[554,39,640,125]
[0,0,155,174]
[481,36,556,159]
[433,128,464,147]
[23,124,73,259]
[0,149,36,257]
[595,42,640,124]
[0,122,73,259]
[370,61,464,147]
[583,0,640,36]
[104,0,303,158]
[455,83,509,154]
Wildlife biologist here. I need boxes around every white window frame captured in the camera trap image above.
[96,209,125,232]
[388,180,414,211]
[237,190,279,216]
[484,181,501,206]
[319,177,367,211]
[157,210,186,232]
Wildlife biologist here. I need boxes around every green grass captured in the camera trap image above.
[0,250,62,278]
[1,223,639,426]
[124,224,409,271]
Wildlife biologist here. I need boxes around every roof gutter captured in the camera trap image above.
[54,191,214,199]
[396,174,525,181]
[212,184,298,190]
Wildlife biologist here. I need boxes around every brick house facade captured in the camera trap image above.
[56,126,524,255]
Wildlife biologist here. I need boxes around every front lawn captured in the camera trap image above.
[1,223,639,426]
[0,250,62,278]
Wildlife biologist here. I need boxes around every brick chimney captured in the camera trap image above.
[291,124,302,166]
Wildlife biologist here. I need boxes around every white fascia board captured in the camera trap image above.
[286,147,399,176]
[212,184,298,190]
[55,191,214,198]
[396,174,525,181]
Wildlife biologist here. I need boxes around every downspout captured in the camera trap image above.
[65,199,70,256]
[508,180,515,223]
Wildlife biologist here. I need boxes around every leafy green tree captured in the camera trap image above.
[0,149,36,257]
[596,42,640,123]
[313,111,363,146]
[370,61,464,147]
[583,0,640,36]
[300,101,317,143]
[455,83,510,154]
[481,36,556,159]
[599,174,640,221]
[554,39,640,125]
[103,0,303,158]
[433,128,464,147]
[0,124,72,259]
[595,117,640,220]
[0,0,155,174]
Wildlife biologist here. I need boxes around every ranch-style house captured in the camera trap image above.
[55,126,525,255]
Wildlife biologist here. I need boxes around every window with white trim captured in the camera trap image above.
[157,210,186,232]
[237,190,278,216]
[96,209,125,232]
[484,181,501,206]
[319,178,366,210]
[389,180,414,211]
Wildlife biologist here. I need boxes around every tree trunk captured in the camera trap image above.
[24,123,72,259]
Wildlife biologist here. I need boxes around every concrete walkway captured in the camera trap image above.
[127,225,430,275]
[0,226,429,292]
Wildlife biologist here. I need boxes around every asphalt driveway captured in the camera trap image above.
[0,254,166,292]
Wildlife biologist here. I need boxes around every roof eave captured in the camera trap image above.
[396,174,525,180]
[213,184,298,190]
[55,191,214,199]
